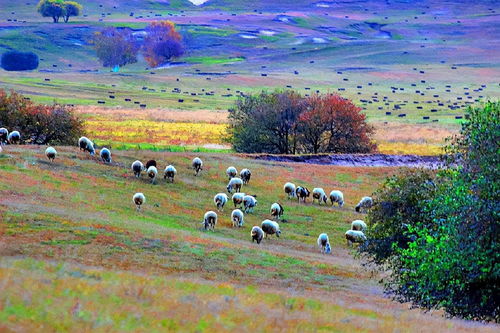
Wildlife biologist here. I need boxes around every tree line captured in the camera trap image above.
[227,90,376,154]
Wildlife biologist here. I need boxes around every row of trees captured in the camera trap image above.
[227,90,375,154]
[37,0,82,23]
[0,90,84,145]
[92,21,184,70]
[360,101,499,322]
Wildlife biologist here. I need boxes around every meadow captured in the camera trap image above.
[0,145,498,331]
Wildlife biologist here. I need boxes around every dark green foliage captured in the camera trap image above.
[0,89,85,145]
[1,51,39,71]
[361,101,500,322]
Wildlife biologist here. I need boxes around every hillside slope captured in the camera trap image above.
[0,145,499,331]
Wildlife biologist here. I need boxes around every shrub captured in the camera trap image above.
[92,27,138,69]
[143,21,184,67]
[0,89,84,145]
[227,90,376,154]
[1,51,39,71]
[360,101,500,322]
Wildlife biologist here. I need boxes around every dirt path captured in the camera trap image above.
[253,153,442,168]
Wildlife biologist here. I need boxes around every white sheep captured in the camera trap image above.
[78,136,94,155]
[45,146,57,162]
[351,220,367,232]
[131,160,144,178]
[0,128,8,144]
[100,148,112,163]
[226,166,237,180]
[231,209,244,227]
[317,233,331,254]
[284,182,296,199]
[296,186,310,203]
[164,165,177,183]
[251,226,264,244]
[355,196,373,213]
[8,131,20,144]
[203,211,217,231]
[133,192,146,210]
[261,220,281,238]
[270,202,284,220]
[147,166,158,184]
[227,177,243,193]
[312,188,328,205]
[243,195,257,213]
[214,193,228,212]
[192,157,203,176]
[232,192,245,208]
[345,230,367,246]
[329,190,344,207]
[240,168,251,185]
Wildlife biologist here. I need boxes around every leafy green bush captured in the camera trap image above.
[361,101,499,322]
[1,51,39,71]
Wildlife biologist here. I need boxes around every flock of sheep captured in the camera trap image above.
[1,129,374,254]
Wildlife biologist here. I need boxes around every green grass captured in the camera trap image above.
[183,56,245,65]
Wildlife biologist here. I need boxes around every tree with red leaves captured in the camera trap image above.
[143,21,184,68]
[298,94,375,153]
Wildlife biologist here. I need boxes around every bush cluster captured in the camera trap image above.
[1,51,39,71]
[360,101,499,322]
[0,89,85,145]
[227,90,375,154]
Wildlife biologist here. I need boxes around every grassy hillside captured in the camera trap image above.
[0,145,499,331]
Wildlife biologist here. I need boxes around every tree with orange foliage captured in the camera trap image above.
[298,94,375,153]
[143,21,184,68]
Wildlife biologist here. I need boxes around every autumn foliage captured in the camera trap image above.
[228,90,375,154]
[0,89,84,144]
[92,27,138,69]
[143,21,184,68]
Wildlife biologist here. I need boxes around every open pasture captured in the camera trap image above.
[0,145,498,331]
[0,0,498,128]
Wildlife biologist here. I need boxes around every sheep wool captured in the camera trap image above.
[312,188,328,205]
[192,157,203,176]
[133,193,146,210]
[164,165,177,183]
[227,177,243,193]
[226,166,237,180]
[317,233,331,254]
[100,148,112,163]
[231,209,244,227]
[261,219,281,238]
[329,190,344,207]
[284,182,296,199]
[203,211,217,231]
[132,160,144,178]
[45,146,57,162]
[214,193,228,211]
[251,226,264,244]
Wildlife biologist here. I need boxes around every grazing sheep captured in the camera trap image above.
[192,157,203,176]
[0,128,8,144]
[351,220,367,232]
[243,195,257,213]
[240,168,251,184]
[226,166,237,180]
[214,193,229,211]
[232,192,245,208]
[329,190,344,207]
[163,165,177,183]
[312,188,328,205]
[203,211,217,231]
[45,146,57,162]
[284,182,296,199]
[8,131,20,144]
[355,196,374,213]
[345,230,367,246]
[100,148,112,163]
[227,177,243,193]
[296,186,310,203]
[261,220,281,238]
[317,233,331,254]
[132,160,145,178]
[78,136,94,155]
[231,209,244,227]
[133,192,146,210]
[145,160,157,170]
[251,226,264,244]
[270,202,284,220]
[147,166,158,184]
